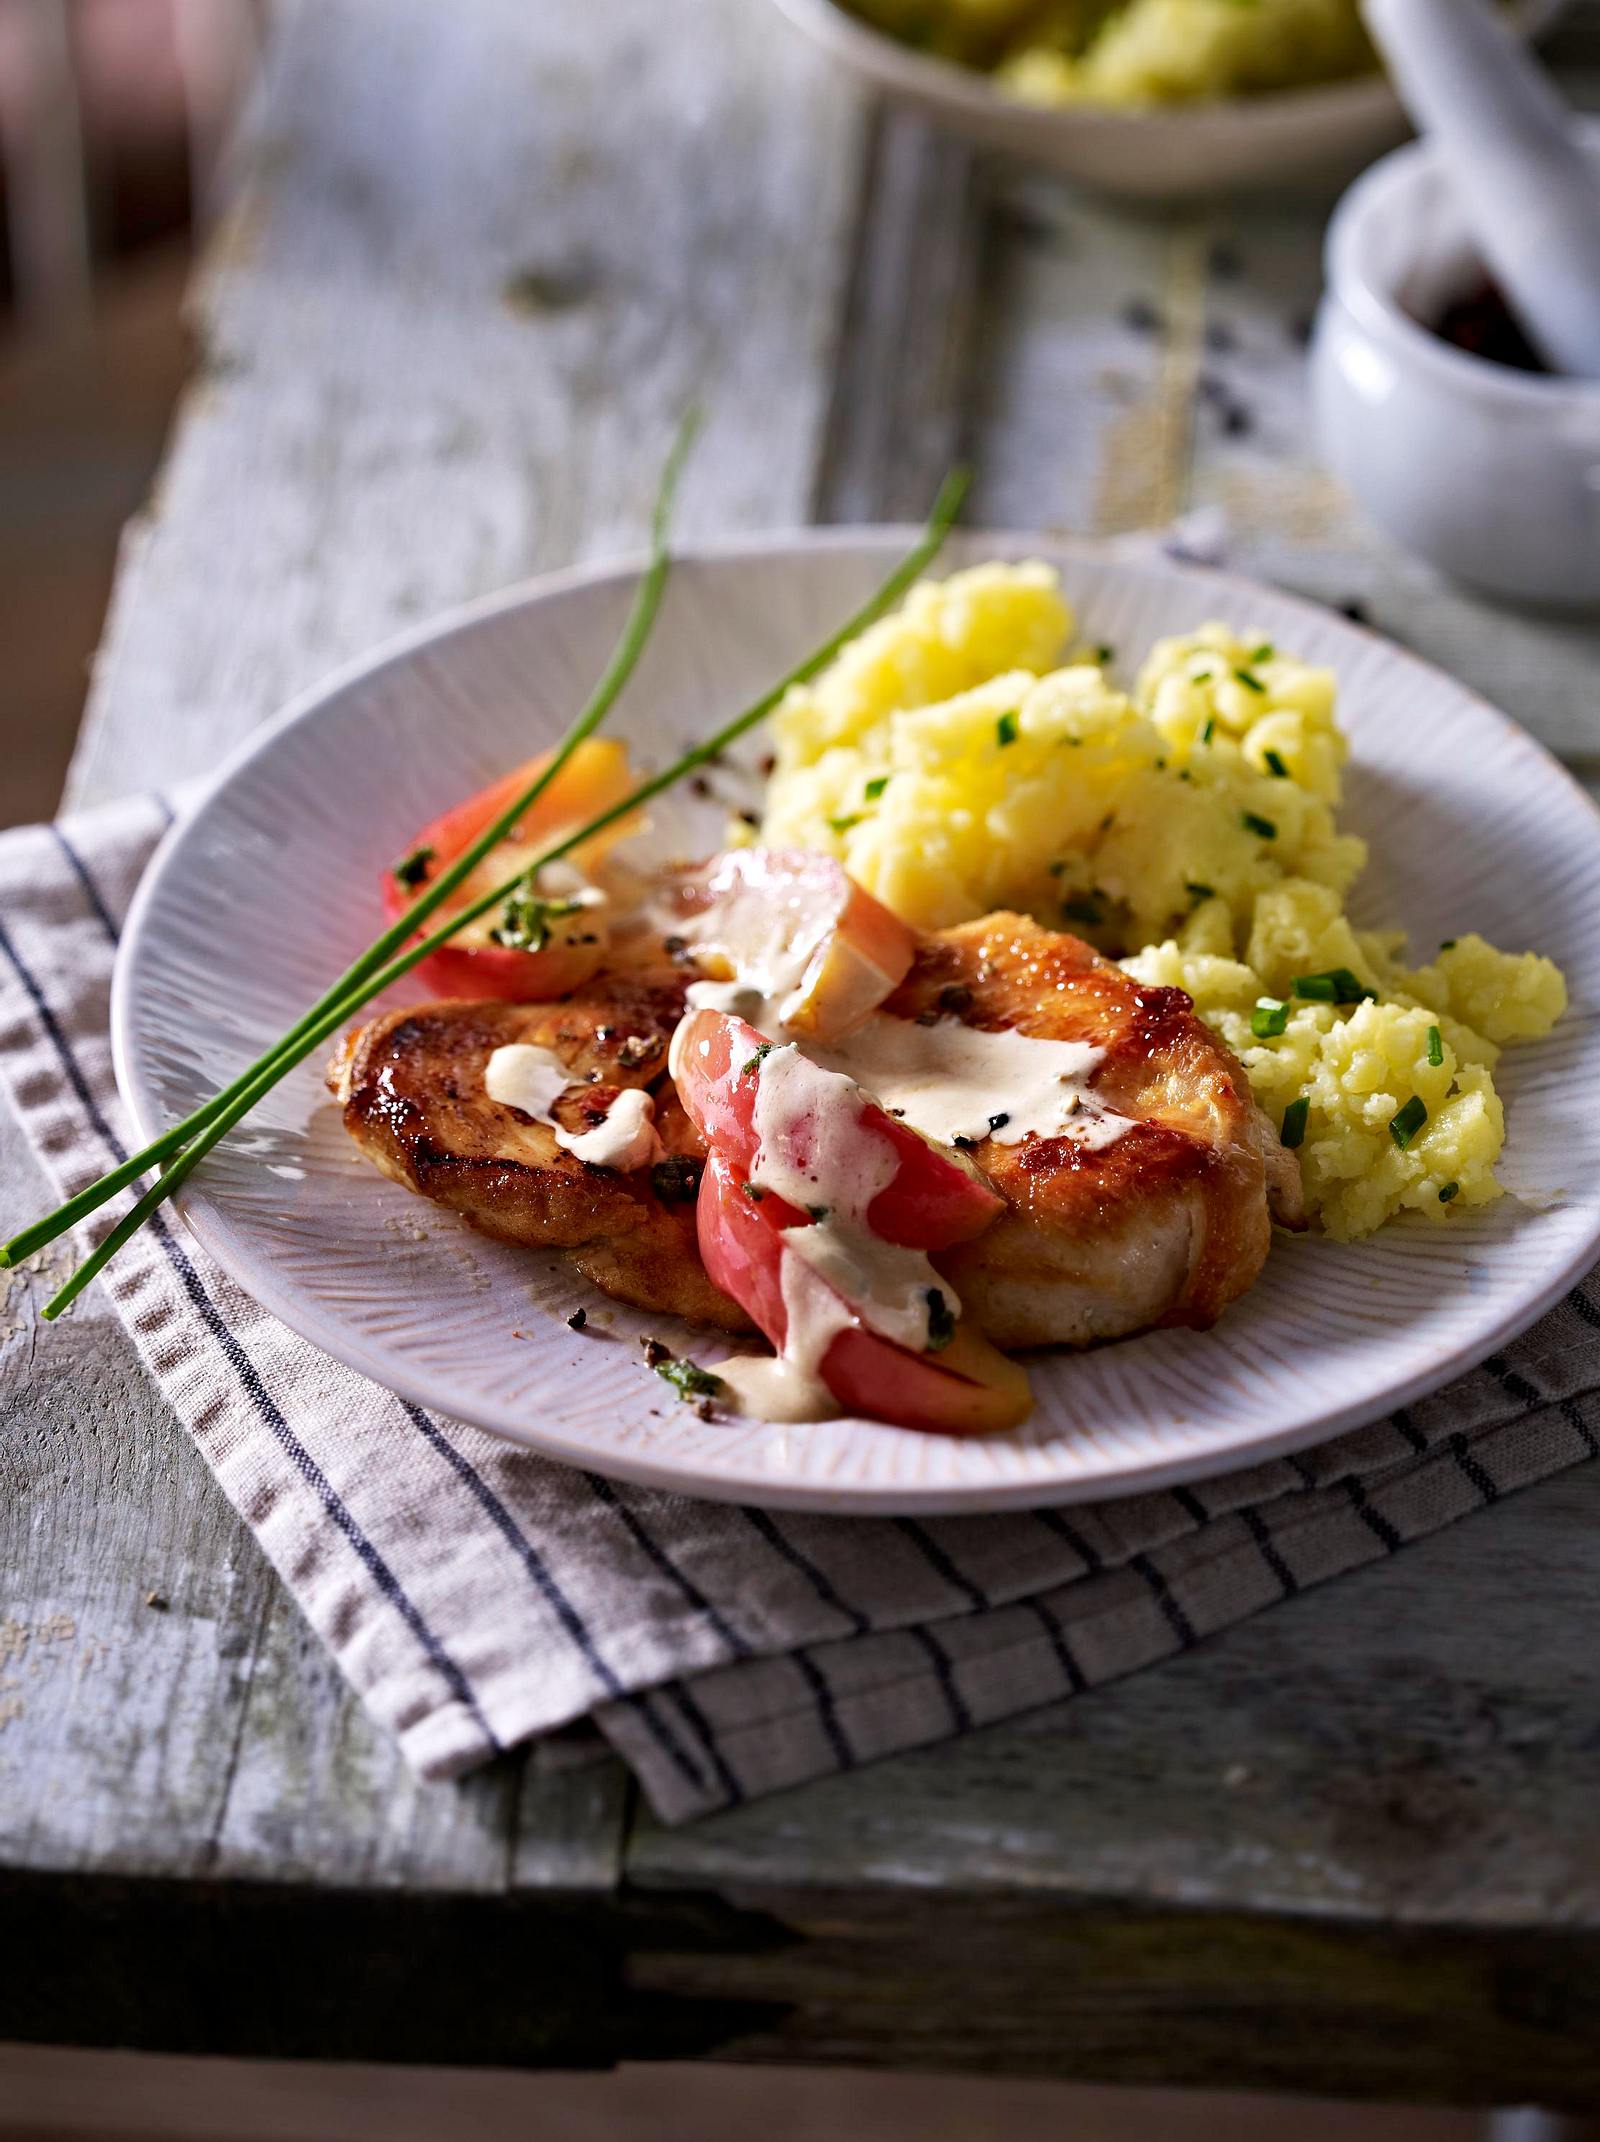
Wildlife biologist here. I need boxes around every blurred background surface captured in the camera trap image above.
[0,0,260,827]
[1,2044,1580,2141]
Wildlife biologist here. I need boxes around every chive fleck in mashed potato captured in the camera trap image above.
[842,0,1379,107]
[759,564,1566,1241]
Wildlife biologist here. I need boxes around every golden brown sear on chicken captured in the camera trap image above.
[331,909,1299,1348]
[327,971,751,1332]
[890,914,1302,1348]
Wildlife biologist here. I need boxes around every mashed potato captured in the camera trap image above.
[761,563,1566,1240]
[842,0,1379,107]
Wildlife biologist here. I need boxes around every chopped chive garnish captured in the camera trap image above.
[650,1155,703,1204]
[656,1357,724,1402]
[1281,1096,1309,1149]
[1252,996,1289,1039]
[1263,748,1289,778]
[863,775,889,801]
[1047,860,1067,876]
[1185,881,1215,904]
[1438,1180,1460,1204]
[925,1288,956,1352]
[1241,811,1277,840]
[1061,894,1104,927]
[1096,643,1115,665]
[740,1043,775,1078]
[1249,642,1274,665]
[1389,1095,1428,1150]
[829,812,862,833]
[1440,938,1457,951]
[490,886,582,953]
[1293,968,1373,1004]
[1234,667,1266,693]
[392,843,435,889]
[996,710,1019,747]
[741,1180,766,1202]
[1200,716,1216,744]
[1426,1024,1444,1067]
[1191,666,1214,682]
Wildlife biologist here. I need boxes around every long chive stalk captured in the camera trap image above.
[2,411,701,1274]
[36,469,970,1319]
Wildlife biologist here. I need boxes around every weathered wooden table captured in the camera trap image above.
[7,0,1600,2106]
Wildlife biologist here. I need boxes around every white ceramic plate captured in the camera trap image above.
[114,531,1600,1513]
[771,0,1565,199]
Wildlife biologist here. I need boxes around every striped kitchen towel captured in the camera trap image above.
[3,792,1597,1822]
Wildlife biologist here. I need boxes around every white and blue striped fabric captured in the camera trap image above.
[4,795,1597,1822]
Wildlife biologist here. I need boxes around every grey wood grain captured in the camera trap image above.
[8,0,1600,2098]
[624,1465,1600,2100]
[65,0,868,809]
[811,106,983,525]
[632,1462,1600,1924]
[0,1102,275,1881]
[11,0,867,1899]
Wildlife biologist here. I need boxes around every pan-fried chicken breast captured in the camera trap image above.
[892,914,1302,1348]
[327,972,752,1331]
[331,908,1298,1350]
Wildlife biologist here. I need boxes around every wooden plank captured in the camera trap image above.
[10,0,1600,2100]
[0,1090,531,1892]
[66,0,869,808]
[0,1101,276,1881]
[11,0,868,1903]
[629,1465,1600,1923]
[964,176,1208,538]
[619,1889,1600,2106]
[811,106,983,524]
[0,2044,1505,2142]
[624,1469,1600,2102]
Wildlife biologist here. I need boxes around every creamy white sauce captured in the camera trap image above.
[748,1044,898,1221]
[485,1042,568,1122]
[714,1352,840,1424]
[671,870,1130,1422]
[559,1086,659,1169]
[717,1253,850,1423]
[709,1039,957,1423]
[484,1043,660,1171]
[677,857,836,1032]
[685,980,1129,1424]
[784,1224,947,1356]
[743,1249,865,1420]
[814,1014,1125,1153]
[752,1044,952,1350]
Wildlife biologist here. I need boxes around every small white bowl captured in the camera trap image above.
[770,0,1564,200]
[1311,119,1600,611]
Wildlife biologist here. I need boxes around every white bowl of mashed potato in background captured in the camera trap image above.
[771,0,1566,199]
[1312,119,1600,610]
